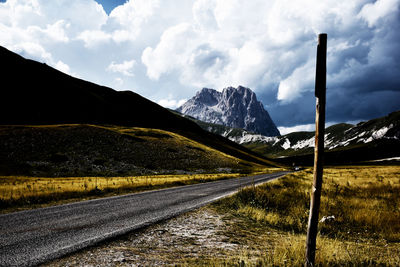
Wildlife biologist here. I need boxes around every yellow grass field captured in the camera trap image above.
[0,168,281,213]
[209,165,400,266]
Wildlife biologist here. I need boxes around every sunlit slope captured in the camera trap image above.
[0,124,276,177]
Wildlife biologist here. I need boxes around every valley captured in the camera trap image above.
[1,44,399,266]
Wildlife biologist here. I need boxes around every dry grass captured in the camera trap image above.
[40,166,399,266]
[208,165,400,266]
[260,233,400,267]
[0,168,280,213]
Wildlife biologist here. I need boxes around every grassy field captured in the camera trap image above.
[205,165,400,266]
[0,168,281,213]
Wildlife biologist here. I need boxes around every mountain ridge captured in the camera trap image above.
[175,107,400,165]
[177,86,280,136]
[243,110,400,165]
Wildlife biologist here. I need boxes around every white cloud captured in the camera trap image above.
[106,60,136,77]
[10,42,52,62]
[278,124,315,135]
[55,60,71,74]
[107,0,160,43]
[0,0,109,76]
[192,0,218,31]
[77,30,111,48]
[158,98,187,109]
[27,20,70,43]
[142,23,196,80]
[109,0,159,27]
[1,0,399,127]
[278,121,344,135]
[277,60,315,102]
[358,0,400,27]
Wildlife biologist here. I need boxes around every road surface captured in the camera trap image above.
[0,171,289,266]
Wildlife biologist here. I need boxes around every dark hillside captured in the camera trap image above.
[0,46,279,168]
[0,125,269,176]
[0,46,191,130]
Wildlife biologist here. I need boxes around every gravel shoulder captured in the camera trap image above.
[44,208,239,266]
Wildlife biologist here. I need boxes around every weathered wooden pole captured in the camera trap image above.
[305,33,327,267]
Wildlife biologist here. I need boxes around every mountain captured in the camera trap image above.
[169,110,277,144]
[240,111,400,165]
[176,86,280,136]
[175,101,400,165]
[0,45,282,174]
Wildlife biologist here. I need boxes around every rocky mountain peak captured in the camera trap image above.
[177,86,280,136]
[195,88,221,106]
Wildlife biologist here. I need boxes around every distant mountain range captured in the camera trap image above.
[177,86,280,136]
[177,108,400,165]
[0,45,280,175]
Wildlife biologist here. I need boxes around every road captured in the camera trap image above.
[0,171,290,266]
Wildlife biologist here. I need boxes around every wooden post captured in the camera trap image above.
[305,33,327,267]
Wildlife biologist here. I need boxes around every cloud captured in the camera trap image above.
[106,59,136,76]
[106,0,160,43]
[277,60,315,102]
[358,0,399,27]
[27,20,70,43]
[77,30,110,48]
[277,121,341,135]
[157,98,187,109]
[141,0,399,95]
[54,60,71,74]
[142,23,195,80]
[1,0,399,128]
[0,0,108,75]
[278,124,315,135]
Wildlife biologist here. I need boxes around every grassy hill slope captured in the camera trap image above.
[0,124,270,177]
[0,46,280,171]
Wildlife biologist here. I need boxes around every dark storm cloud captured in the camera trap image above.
[263,3,400,127]
[264,92,316,127]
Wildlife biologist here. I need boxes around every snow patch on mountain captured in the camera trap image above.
[281,139,291,149]
[228,132,278,144]
[235,117,398,153]
[292,137,315,150]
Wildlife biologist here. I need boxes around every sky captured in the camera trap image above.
[1,0,399,134]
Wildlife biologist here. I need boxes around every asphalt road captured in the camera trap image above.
[0,171,290,266]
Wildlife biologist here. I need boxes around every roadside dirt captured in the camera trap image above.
[44,208,243,266]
